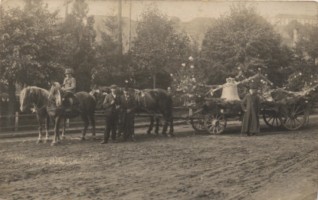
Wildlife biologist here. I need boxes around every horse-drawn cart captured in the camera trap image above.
[188,83,317,135]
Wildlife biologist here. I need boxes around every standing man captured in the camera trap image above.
[241,84,260,136]
[101,85,121,144]
[121,87,136,141]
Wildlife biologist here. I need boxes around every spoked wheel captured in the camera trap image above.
[190,113,207,133]
[204,114,227,134]
[262,110,283,128]
[282,103,307,130]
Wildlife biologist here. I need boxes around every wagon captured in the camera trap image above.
[189,86,316,135]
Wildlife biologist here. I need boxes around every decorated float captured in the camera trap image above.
[187,73,317,134]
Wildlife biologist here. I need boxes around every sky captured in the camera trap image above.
[2,0,318,21]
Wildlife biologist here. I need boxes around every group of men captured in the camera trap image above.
[101,85,136,144]
[61,68,136,143]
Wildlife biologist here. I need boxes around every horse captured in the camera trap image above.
[134,88,174,136]
[48,82,96,145]
[19,86,53,143]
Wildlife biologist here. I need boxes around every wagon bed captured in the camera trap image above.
[189,91,313,134]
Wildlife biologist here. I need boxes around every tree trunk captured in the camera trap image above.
[7,80,16,129]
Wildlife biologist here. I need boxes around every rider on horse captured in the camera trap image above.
[61,68,79,114]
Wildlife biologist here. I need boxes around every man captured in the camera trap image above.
[121,87,136,141]
[62,68,76,93]
[101,85,121,144]
[241,83,260,136]
[61,68,79,114]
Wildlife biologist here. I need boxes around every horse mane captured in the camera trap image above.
[20,86,50,108]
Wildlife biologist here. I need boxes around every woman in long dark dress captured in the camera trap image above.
[241,85,260,136]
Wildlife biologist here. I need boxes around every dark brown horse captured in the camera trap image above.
[48,82,96,145]
[20,86,52,143]
[135,89,174,136]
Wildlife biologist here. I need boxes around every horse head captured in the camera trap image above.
[20,87,31,112]
[89,88,108,110]
[20,86,49,112]
[48,82,62,107]
[134,89,144,108]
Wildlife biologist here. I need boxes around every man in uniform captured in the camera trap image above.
[101,85,121,144]
[121,87,136,141]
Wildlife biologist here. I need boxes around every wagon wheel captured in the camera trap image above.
[204,114,227,134]
[190,112,207,133]
[281,103,307,130]
[262,110,283,128]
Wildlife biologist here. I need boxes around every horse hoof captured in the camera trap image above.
[36,140,42,144]
[51,142,57,146]
[44,139,49,143]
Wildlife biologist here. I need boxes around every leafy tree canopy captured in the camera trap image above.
[200,4,292,86]
[0,0,62,87]
[131,7,191,88]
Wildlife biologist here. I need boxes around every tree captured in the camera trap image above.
[200,4,292,86]
[0,0,62,117]
[131,7,191,89]
[285,22,318,90]
[60,0,96,91]
[92,16,130,87]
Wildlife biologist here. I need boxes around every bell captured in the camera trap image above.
[220,78,240,101]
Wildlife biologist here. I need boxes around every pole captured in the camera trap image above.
[128,0,132,51]
[118,0,123,56]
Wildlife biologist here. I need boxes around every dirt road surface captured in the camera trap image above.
[0,121,318,200]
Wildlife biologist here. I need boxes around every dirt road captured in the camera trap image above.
[0,122,318,200]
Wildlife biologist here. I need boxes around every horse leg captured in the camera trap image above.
[89,113,96,139]
[81,115,89,140]
[161,115,168,136]
[44,116,50,143]
[169,114,174,137]
[36,115,43,144]
[61,118,67,139]
[147,116,154,134]
[155,117,160,135]
[51,117,61,146]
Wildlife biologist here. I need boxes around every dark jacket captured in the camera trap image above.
[102,93,121,116]
[241,93,260,134]
[121,94,136,114]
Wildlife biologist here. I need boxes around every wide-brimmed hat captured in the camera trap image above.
[110,84,118,89]
[65,68,74,75]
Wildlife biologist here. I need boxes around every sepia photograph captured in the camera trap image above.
[0,0,318,199]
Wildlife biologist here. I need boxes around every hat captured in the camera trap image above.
[65,68,74,74]
[110,84,118,89]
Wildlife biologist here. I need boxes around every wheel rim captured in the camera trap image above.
[190,115,206,133]
[282,103,306,130]
[262,110,283,128]
[204,114,227,134]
